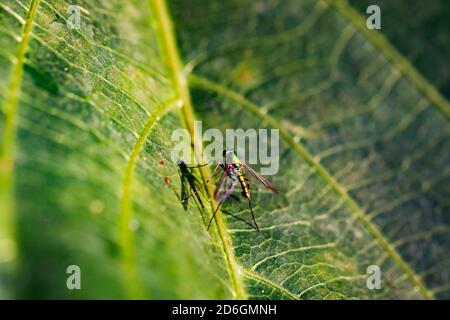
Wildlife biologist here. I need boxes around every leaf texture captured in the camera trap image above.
[0,0,448,299]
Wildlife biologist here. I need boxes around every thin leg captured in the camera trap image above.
[185,161,213,168]
[207,199,224,231]
[194,166,221,190]
[221,209,257,230]
[245,179,259,231]
[248,198,259,231]
[206,162,221,184]
[192,162,221,192]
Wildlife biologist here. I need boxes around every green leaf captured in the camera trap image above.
[349,0,450,99]
[0,0,232,299]
[0,0,449,299]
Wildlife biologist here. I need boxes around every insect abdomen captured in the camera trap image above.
[238,173,250,198]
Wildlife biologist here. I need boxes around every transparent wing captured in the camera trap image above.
[241,162,279,194]
[213,171,226,201]
[214,172,237,202]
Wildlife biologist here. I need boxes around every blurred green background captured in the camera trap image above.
[350,0,450,98]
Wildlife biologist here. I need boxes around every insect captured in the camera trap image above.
[177,160,208,223]
[208,150,278,231]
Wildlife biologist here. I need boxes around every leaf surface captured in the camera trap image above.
[0,0,449,299]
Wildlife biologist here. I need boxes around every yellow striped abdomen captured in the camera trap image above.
[237,173,250,198]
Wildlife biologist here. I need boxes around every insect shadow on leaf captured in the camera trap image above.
[218,196,259,230]
[177,160,208,225]
[176,160,258,231]
[176,150,279,232]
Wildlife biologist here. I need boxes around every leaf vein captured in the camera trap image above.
[188,73,435,299]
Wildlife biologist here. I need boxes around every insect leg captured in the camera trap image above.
[245,180,259,231]
[207,199,224,231]
[185,161,213,168]
[248,197,259,232]
[221,209,257,230]
[189,162,221,191]
[191,163,223,206]
[205,162,221,184]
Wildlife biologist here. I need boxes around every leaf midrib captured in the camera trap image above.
[149,0,247,300]
[153,0,446,299]
[2,0,445,300]
[0,0,41,266]
[1,0,285,299]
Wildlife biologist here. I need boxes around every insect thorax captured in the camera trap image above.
[224,150,240,165]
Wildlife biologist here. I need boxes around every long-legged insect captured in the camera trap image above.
[208,150,279,231]
[177,160,209,223]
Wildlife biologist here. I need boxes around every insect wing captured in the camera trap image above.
[241,162,279,194]
[221,179,237,202]
[213,171,227,201]
[214,172,237,202]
